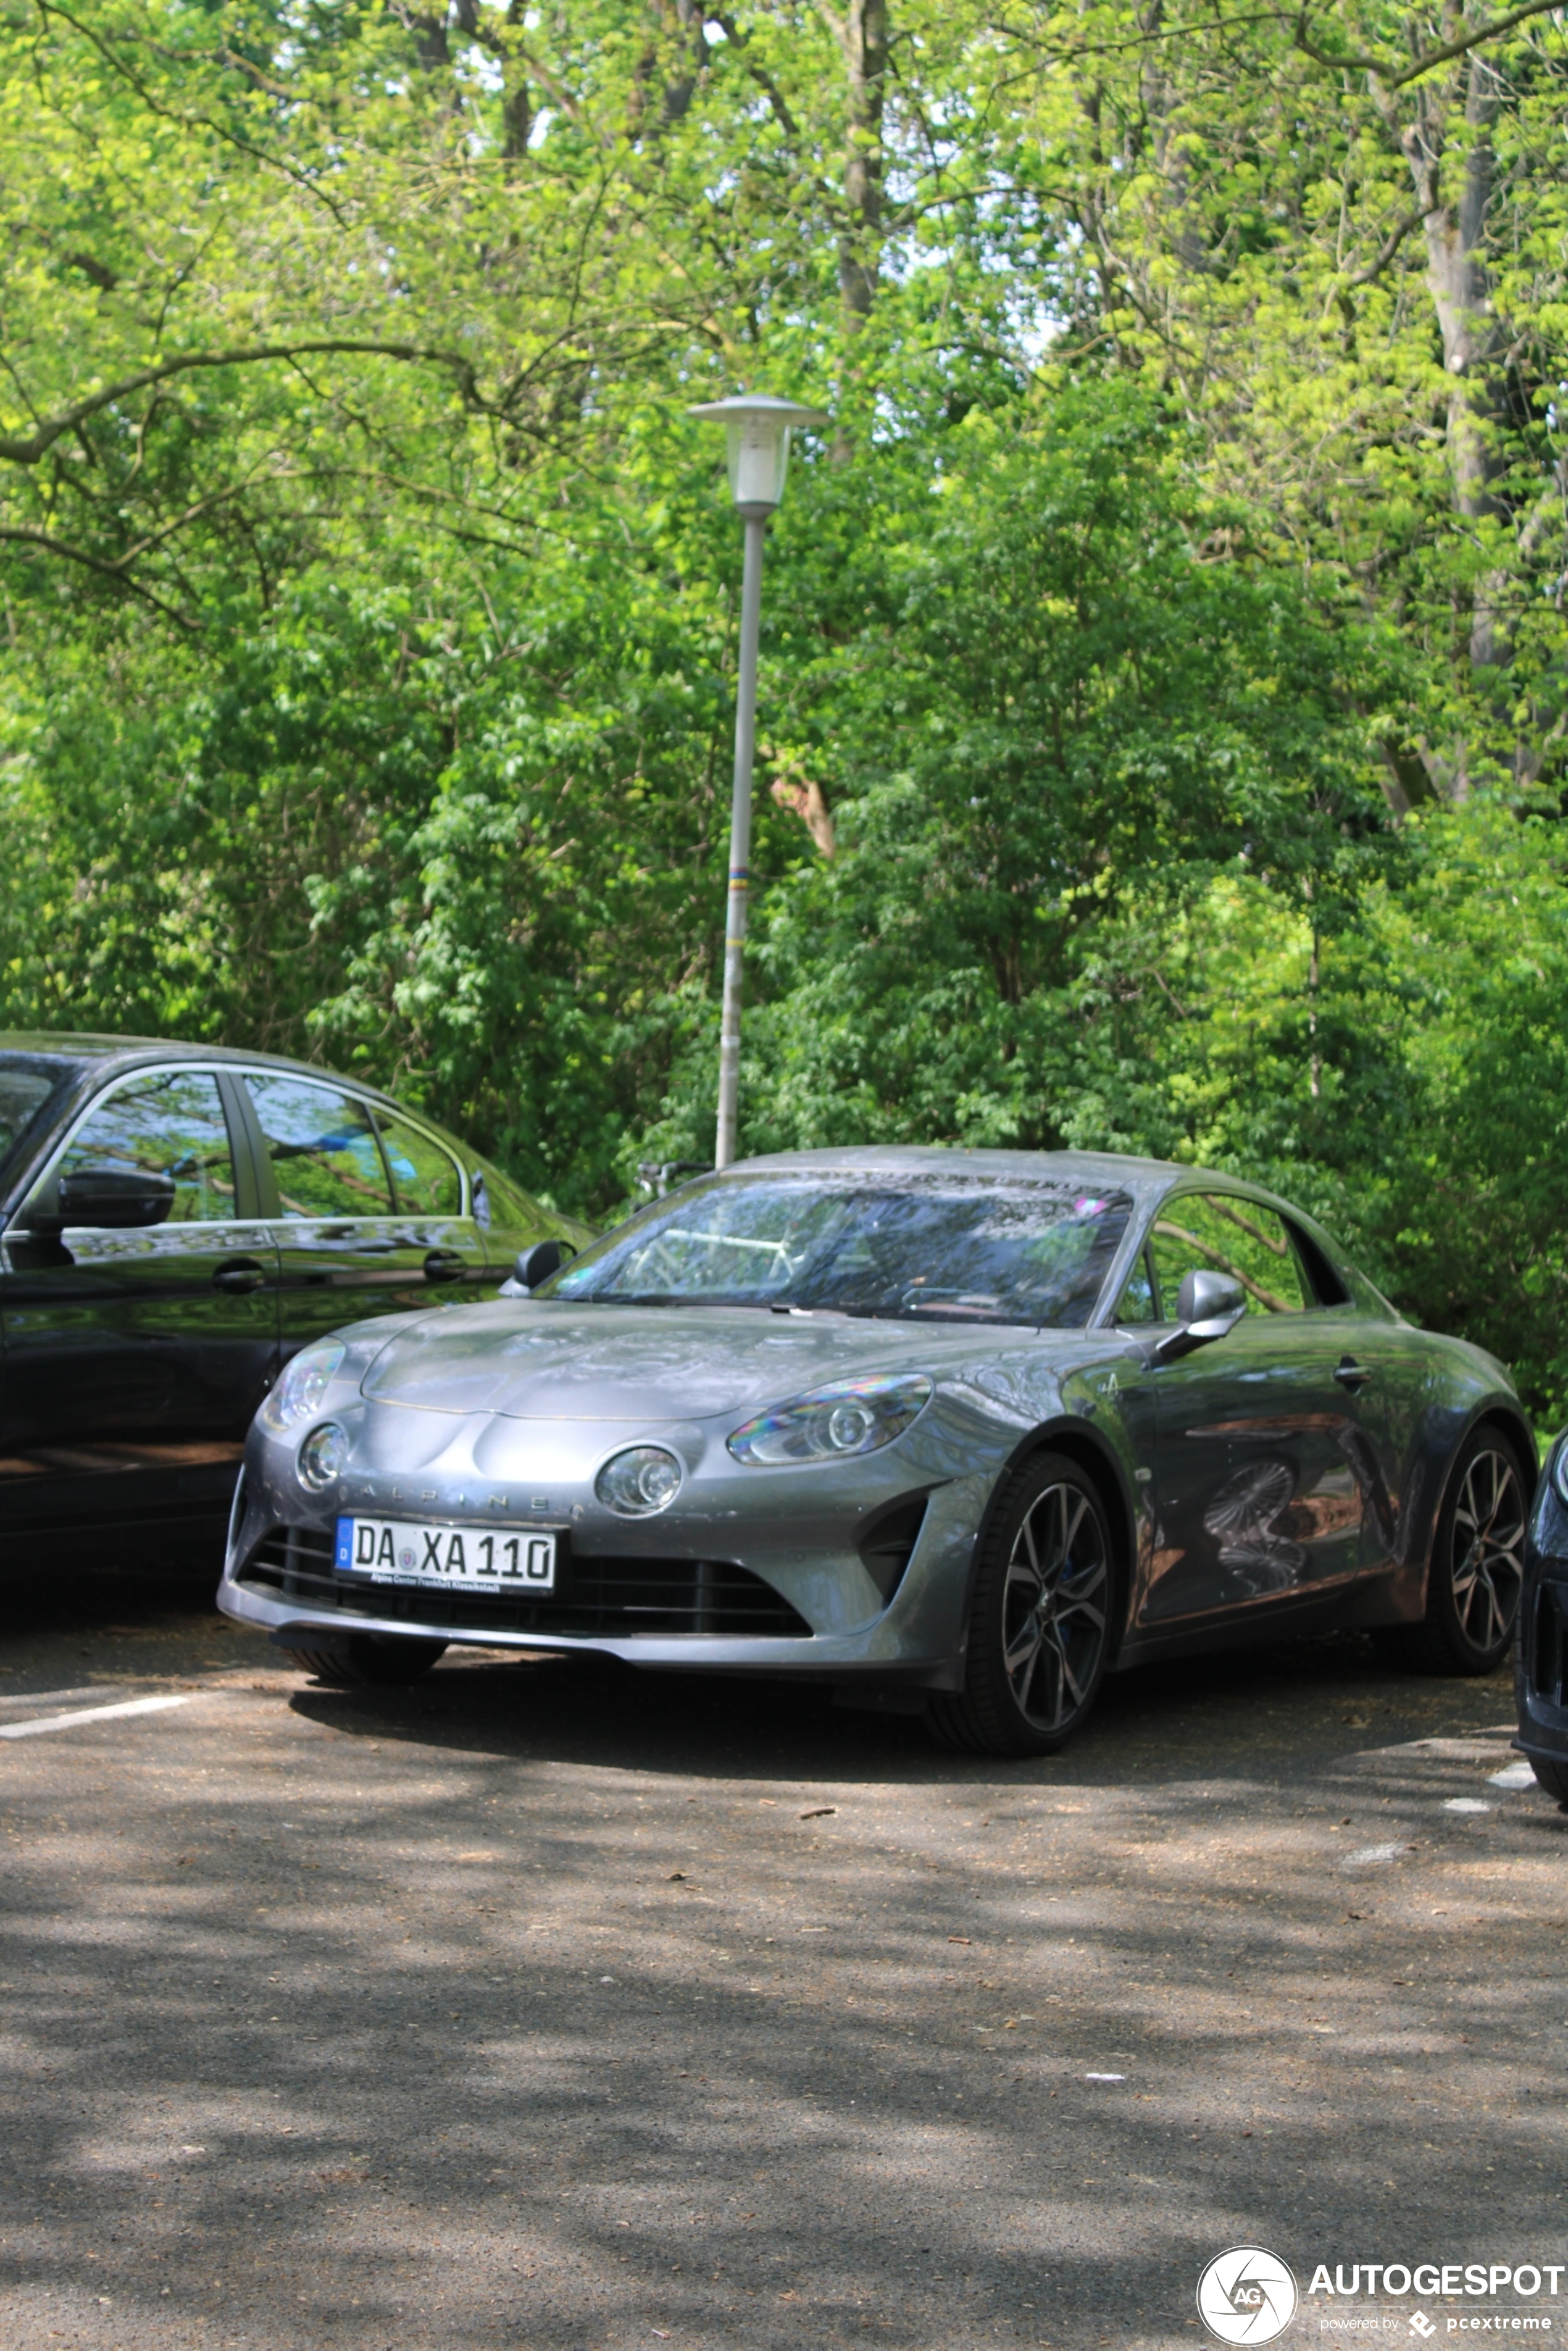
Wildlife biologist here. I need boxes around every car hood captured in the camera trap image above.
[359,1299,1069,1422]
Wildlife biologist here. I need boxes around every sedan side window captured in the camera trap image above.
[376,1112,462,1218]
[1114,1245,1159,1324]
[1149,1194,1307,1316]
[245,1074,391,1218]
[56,1071,236,1224]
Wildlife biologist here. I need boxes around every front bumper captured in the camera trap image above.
[217,1398,1004,1686]
[1515,1459,1568,1763]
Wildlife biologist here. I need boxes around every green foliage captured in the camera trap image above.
[6,0,1568,1409]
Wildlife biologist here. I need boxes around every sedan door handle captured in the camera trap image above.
[1333,1359,1374,1390]
[213,1257,269,1296]
[423,1249,467,1284]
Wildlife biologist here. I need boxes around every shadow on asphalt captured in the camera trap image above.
[284,1629,1513,1789]
[0,1566,1516,1786]
[0,1568,1554,2350]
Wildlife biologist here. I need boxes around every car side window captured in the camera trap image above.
[57,1071,236,1224]
[376,1112,462,1218]
[1114,1245,1159,1324]
[244,1073,392,1218]
[1149,1193,1307,1315]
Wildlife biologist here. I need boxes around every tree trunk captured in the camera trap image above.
[837,0,888,333]
[1388,48,1507,792]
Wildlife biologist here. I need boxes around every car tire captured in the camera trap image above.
[1379,1427,1530,1677]
[1528,1754,1568,1805]
[281,1636,448,1687]
[927,1451,1116,1758]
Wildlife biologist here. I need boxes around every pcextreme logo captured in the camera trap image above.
[1198,2248,1301,2344]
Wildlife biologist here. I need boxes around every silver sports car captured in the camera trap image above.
[218,1148,1534,1755]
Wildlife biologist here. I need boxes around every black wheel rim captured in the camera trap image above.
[1451,1448,1525,1653]
[1001,1480,1109,1731]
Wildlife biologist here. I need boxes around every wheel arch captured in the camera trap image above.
[965,1419,1138,1666]
[1468,1403,1538,1484]
[1409,1400,1537,1614]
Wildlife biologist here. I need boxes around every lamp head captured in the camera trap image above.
[688,391,831,516]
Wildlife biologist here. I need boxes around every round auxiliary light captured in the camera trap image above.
[298,1421,349,1492]
[596,1445,683,1519]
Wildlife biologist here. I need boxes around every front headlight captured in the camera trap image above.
[260,1340,348,1432]
[728,1374,932,1466]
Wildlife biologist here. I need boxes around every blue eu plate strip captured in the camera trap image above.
[335,1516,354,1572]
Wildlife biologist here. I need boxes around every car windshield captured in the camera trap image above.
[0,1054,72,1190]
[548,1174,1135,1327]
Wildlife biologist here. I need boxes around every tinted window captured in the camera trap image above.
[377,1111,462,1217]
[1149,1194,1307,1316]
[246,1073,391,1217]
[59,1070,236,1224]
[551,1175,1134,1328]
[0,1058,67,1185]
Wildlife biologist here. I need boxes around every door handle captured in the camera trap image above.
[423,1249,467,1284]
[213,1258,269,1296]
[1333,1359,1373,1390]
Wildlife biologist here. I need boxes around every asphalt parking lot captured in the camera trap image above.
[0,1583,1563,2351]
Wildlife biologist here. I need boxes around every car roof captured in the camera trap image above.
[0,1030,409,1116]
[733,1143,1213,1198]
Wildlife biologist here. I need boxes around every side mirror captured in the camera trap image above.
[512,1237,577,1292]
[27,1169,177,1235]
[1154,1267,1246,1361]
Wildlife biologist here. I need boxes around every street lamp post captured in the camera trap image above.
[689,392,829,1171]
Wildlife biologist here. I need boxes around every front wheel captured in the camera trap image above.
[1528,1753,1568,1805]
[281,1635,448,1687]
[1383,1428,1530,1676]
[928,1452,1116,1758]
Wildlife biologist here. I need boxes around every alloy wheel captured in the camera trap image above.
[1449,1447,1526,1652]
[1000,1480,1110,1732]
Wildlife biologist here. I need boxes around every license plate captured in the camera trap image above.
[335,1516,557,1592]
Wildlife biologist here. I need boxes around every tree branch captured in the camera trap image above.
[36,1,352,225]
[0,338,498,467]
[0,525,196,625]
[1293,0,1564,91]
[1341,201,1428,287]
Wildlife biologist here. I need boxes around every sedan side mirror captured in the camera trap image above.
[1154,1267,1246,1362]
[27,1168,177,1235]
[511,1237,577,1293]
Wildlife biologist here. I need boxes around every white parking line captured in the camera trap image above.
[0,1695,194,1742]
[1488,1760,1537,1790]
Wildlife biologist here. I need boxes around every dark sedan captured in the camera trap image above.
[0,1033,587,1576]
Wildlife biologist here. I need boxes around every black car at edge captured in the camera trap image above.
[0,1032,588,1576]
[1514,1440,1568,1802]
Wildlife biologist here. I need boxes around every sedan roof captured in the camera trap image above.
[0,1030,402,1108]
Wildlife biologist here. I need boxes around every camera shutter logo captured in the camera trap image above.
[1197,2247,1299,2344]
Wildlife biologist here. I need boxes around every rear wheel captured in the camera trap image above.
[928,1452,1115,1758]
[1381,1428,1529,1676]
[281,1635,448,1687]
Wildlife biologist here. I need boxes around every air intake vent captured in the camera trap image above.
[1530,1581,1568,1705]
[238,1525,811,1638]
[857,1495,929,1603]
